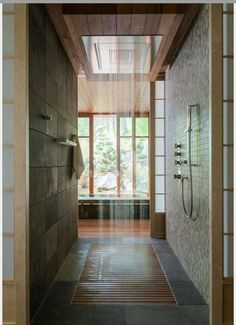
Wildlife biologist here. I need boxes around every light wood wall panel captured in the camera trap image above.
[3,4,29,325]
[3,280,16,325]
[209,4,223,325]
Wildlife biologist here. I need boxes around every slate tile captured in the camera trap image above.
[169,281,206,305]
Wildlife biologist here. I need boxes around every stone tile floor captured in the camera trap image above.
[32,237,209,325]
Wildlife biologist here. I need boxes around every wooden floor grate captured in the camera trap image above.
[71,244,176,304]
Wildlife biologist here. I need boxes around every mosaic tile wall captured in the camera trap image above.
[165,5,209,302]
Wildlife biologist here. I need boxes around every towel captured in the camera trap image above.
[72,136,85,180]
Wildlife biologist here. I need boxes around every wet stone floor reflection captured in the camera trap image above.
[32,237,209,325]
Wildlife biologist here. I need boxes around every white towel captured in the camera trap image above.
[73,137,85,180]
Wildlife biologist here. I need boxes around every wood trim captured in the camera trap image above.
[3,232,14,237]
[223,279,233,324]
[62,4,189,15]
[209,4,223,325]
[3,280,16,324]
[3,99,15,104]
[89,115,94,196]
[117,115,120,196]
[150,82,155,237]
[132,114,136,194]
[14,4,29,324]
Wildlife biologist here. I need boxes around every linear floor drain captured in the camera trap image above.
[72,244,176,304]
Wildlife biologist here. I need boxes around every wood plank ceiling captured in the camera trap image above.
[77,76,150,114]
[47,4,201,113]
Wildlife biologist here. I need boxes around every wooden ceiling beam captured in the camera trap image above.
[62,14,92,79]
[46,4,80,74]
[63,4,188,15]
[149,14,184,81]
[162,4,201,67]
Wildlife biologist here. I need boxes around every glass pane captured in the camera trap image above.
[223,57,233,100]
[3,15,14,56]
[3,236,14,278]
[224,235,233,277]
[224,191,233,233]
[155,137,165,156]
[78,138,90,196]
[155,119,165,137]
[120,117,132,136]
[94,116,117,195]
[3,59,14,100]
[120,138,133,195]
[3,147,14,189]
[155,100,165,118]
[3,104,14,145]
[136,138,148,196]
[3,192,14,233]
[155,194,165,213]
[223,3,233,11]
[223,14,233,56]
[155,81,164,99]
[155,156,165,174]
[223,147,233,189]
[223,102,233,144]
[136,117,148,136]
[78,117,89,136]
[155,175,165,193]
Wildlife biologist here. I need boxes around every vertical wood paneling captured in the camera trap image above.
[117,14,132,35]
[144,14,162,35]
[87,15,103,35]
[131,14,147,35]
[102,15,116,35]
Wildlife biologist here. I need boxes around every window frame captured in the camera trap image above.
[78,112,149,198]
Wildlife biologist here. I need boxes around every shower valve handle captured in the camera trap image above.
[174,174,181,179]
[174,152,181,156]
[175,160,182,165]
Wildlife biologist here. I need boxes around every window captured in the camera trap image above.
[78,117,90,196]
[78,114,149,198]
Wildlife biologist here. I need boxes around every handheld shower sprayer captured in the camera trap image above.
[181,104,199,219]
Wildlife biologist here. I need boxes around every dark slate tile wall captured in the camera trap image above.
[29,5,78,319]
[165,5,209,303]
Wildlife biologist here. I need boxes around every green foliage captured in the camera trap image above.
[94,126,116,173]
[136,117,148,136]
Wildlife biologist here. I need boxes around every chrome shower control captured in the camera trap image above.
[175,160,182,165]
[174,174,181,179]
[174,152,181,156]
[174,142,181,149]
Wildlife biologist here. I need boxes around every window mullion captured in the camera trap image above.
[117,115,120,196]
[89,115,94,196]
[132,115,136,196]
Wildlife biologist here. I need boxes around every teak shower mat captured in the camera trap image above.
[71,244,176,304]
